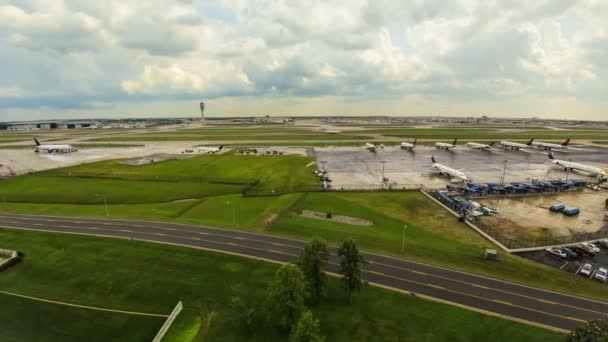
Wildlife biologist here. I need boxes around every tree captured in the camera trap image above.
[290,310,325,342]
[265,263,306,331]
[298,237,330,304]
[337,239,367,302]
[568,319,608,341]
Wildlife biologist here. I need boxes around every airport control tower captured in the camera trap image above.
[199,101,205,125]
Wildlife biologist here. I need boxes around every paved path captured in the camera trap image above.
[2,212,608,332]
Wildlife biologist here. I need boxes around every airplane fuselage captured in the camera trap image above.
[550,159,607,178]
[35,145,76,153]
[432,163,469,182]
[434,143,455,150]
[498,141,529,150]
[466,142,492,150]
[400,142,415,150]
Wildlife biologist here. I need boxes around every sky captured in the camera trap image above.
[0,0,607,121]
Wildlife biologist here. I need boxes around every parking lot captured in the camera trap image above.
[314,145,608,189]
[519,242,608,283]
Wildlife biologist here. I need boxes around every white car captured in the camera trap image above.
[545,247,567,259]
[581,242,601,254]
[580,263,593,277]
[595,267,608,282]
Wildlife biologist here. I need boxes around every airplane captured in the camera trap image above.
[548,152,607,178]
[530,138,570,150]
[466,142,494,150]
[400,138,417,151]
[434,138,457,150]
[198,145,224,154]
[431,156,469,182]
[496,139,534,151]
[34,137,77,153]
[365,143,383,153]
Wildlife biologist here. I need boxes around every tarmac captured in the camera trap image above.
[314,145,608,189]
[2,212,608,332]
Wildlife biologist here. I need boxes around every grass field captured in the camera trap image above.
[3,191,608,302]
[0,229,561,341]
[88,134,369,142]
[0,153,319,204]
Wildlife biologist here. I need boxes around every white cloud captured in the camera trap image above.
[0,0,607,120]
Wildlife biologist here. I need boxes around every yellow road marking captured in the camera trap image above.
[2,216,604,320]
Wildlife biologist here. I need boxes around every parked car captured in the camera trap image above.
[581,242,601,254]
[545,247,568,259]
[597,240,608,249]
[561,247,580,259]
[595,267,608,282]
[580,263,593,277]
[570,246,595,257]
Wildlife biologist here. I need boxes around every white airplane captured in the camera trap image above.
[466,142,493,150]
[34,137,77,153]
[365,143,383,152]
[531,138,570,150]
[198,145,224,154]
[431,156,469,182]
[548,152,607,178]
[496,139,534,150]
[434,138,457,150]
[400,138,417,151]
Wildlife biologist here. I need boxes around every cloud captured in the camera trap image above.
[0,0,607,119]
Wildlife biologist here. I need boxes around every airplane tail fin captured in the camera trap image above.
[452,138,458,146]
[218,145,224,150]
[34,137,41,146]
[562,139,570,146]
[527,138,534,146]
[431,156,437,164]
[548,152,555,160]
[489,142,496,146]
[413,138,417,146]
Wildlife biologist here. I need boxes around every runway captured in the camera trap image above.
[1,212,608,332]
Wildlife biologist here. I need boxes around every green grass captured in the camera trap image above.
[0,294,163,342]
[39,153,319,193]
[88,134,369,142]
[0,229,561,341]
[0,143,145,149]
[0,176,243,204]
[3,191,608,302]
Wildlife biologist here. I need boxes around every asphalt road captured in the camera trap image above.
[2,212,608,332]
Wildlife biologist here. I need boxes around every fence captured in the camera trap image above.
[152,301,183,342]
[481,225,608,250]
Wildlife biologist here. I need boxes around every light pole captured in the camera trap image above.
[381,161,386,190]
[500,160,508,186]
[227,201,237,227]
[401,225,408,253]
[96,194,109,217]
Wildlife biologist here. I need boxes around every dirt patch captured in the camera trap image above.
[476,190,608,240]
[300,210,373,226]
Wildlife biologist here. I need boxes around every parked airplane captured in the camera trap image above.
[548,153,607,178]
[496,139,534,150]
[198,145,224,154]
[466,142,493,150]
[34,138,77,153]
[431,156,469,182]
[365,143,383,152]
[531,138,570,150]
[434,138,457,150]
[400,138,417,151]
